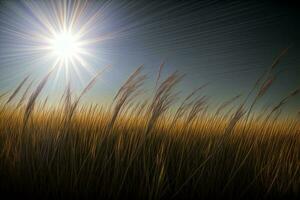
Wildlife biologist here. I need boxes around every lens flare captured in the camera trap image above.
[0,0,117,87]
[50,31,80,61]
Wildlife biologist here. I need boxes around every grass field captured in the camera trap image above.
[0,60,299,199]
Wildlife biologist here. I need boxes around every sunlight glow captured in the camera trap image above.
[0,0,116,87]
[50,31,80,61]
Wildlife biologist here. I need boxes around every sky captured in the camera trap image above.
[0,0,299,115]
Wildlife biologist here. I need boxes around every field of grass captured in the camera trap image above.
[0,58,299,199]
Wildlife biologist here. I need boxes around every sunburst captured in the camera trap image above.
[0,0,115,87]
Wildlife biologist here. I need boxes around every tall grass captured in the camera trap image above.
[0,57,299,199]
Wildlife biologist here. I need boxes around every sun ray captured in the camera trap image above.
[73,54,96,76]
[0,0,115,94]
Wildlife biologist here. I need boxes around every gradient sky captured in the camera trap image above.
[0,0,299,115]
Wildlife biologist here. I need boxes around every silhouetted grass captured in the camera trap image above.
[0,56,299,199]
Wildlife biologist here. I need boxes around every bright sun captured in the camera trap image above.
[44,28,92,83]
[50,31,80,61]
[5,0,106,84]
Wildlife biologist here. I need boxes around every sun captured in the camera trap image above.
[0,0,109,86]
[49,31,80,62]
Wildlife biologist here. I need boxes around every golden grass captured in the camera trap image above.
[0,50,299,199]
[0,103,299,199]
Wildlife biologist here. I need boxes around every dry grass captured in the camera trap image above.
[0,56,299,199]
